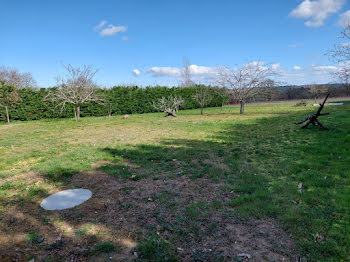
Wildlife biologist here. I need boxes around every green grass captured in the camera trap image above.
[0,100,349,261]
[90,241,119,255]
[136,235,178,262]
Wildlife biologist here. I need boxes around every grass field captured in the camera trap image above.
[0,100,349,261]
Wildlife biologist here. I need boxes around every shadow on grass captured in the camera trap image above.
[1,106,349,261]
[97,109,349,261]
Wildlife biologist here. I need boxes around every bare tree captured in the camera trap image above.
[192,85,212,115]
[217,63,274,114]
[0,82,20,124]
[213,86,229,110]
[152,95,184,117]
[0,66,36,89]
[100,89,114,118]
[328,25,350,95]
[46,64,102,121]
[309,84,327,104]
[181,57,195,87]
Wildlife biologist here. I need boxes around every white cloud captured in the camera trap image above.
[147,67,182,77]
[272,63,281,71]
[146,62,282,81]
[187,65,218,75]
[279,64,340,84]
[145,62,339,85]
[94,20,107,31]
[313,65,339,73]
[122,36,129,41]
[132,69,141,76]
[290,0,345,27]
[100,24,127,36]
[93,21,127,37]
[145,64,220,85]
[339,10,350,27]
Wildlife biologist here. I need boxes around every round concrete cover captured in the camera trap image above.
[40,189,92,210]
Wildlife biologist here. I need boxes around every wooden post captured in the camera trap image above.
[5,106,10,124]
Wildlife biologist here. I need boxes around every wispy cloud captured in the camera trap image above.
[94,20,107,31]
[279,64,339,84]
[312,65,339,73]
[93,20,127,37]
[339,10,350,27]
[290,0,345,27]
[122,36,129,41]
[100,25,127,36]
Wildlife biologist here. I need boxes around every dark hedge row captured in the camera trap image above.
[0,86,227,122]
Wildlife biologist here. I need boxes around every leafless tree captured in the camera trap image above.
[100,89,114,118]
[46,64,103,121]
[217,63,274,114]
[309,84,327,104]
[0,82,20,124]
[192,85,212,115]
[152,95,184,116]
[181,57,195,87]
[0,66,36,89]
[328,25,350,95]
[212,86,229,110]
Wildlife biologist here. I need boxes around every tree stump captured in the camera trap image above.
[294,94,330,130]
[165,109,177,117]
[122,114,129,119]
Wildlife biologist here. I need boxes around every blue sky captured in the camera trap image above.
[1,0,349,87]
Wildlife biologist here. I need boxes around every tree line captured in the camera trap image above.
[1,79,348,124]
[0,83,230,123]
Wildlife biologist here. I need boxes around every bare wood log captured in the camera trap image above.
[165,109,177,117]
[314,119,329,130]
[295,94,330,130]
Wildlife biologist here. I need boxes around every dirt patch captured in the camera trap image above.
[0,170,298,261]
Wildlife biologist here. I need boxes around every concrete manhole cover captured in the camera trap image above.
[40,189,92,210]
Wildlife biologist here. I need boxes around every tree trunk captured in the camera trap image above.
[108,104,112,118]
[314,96,317,104]
[239,101,244,114]
[200,106,204,115]
[76,106,80,121]
[5,106,10,124]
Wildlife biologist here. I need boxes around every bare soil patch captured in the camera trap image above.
[0,170,298,261]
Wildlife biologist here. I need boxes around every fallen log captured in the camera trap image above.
[294,94,330,130]
[165,109,177,117]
